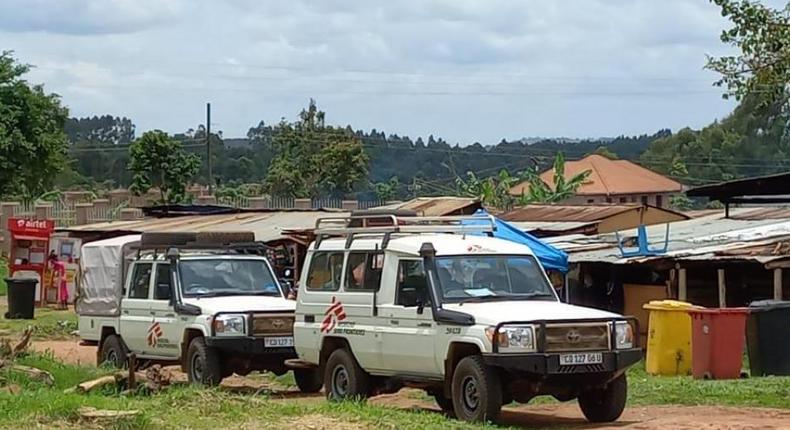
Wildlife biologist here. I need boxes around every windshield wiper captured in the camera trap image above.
[246,291,281,297]
[188,290,242,298]
[457,292,555,305]
[458,295,508,305]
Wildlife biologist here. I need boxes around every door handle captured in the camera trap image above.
[150,311,156,316]
[165,313,175,318]
[122,310,129,315]
[390,320,399,325]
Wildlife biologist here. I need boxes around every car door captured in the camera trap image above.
[146,262,181,358]
[120,262,154,355]
[378,259,441,377]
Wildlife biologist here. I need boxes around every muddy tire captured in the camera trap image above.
[98,334,128,368]
[451,355,502,422]
[578,374,628,423]
[186,337,223,387]
[432,392,456,417]
[294,368,323,393]
[324,348,370,401]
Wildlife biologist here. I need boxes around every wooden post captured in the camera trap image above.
[127,353,137,390]
[774,268,783,301]
[718,269,726,308]
[678,268,687,301]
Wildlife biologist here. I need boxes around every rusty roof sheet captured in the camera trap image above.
[59,210,349,242]
[500,204,638,222]
[511,154,682,196]
[375,197,482,216]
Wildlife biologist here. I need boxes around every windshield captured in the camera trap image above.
[179,258,282,297]
[435,255,556,302]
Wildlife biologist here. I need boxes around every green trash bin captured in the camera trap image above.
[4,277,38,320]
[746,300,790,376]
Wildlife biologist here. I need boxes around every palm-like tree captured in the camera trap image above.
[516,152,591,205]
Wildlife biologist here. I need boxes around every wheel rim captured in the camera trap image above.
[191,354,204,382]
[105,349,118,366]
[462,376,480,412]
[332,365,349,397]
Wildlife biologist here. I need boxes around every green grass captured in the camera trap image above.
[0,353,788,430]
[0,306,77,339]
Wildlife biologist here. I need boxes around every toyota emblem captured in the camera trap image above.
[271,319,285,329]
[566,329,582,343]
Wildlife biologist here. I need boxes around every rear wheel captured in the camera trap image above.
[186,337,223,386]
[451,355,503,422]
[578,374,628,423]
[324,348,370,401]
[294,368,323,393]
[98,334,127,368]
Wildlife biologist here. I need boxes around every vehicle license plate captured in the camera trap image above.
[264,336,294,348]
[559,352,603,366]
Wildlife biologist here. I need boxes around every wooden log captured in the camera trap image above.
[774,268,783,300]
[78,407,140,420]
[11,365,54,386]
[678,268,687,301]
[11,327,33,357]
[127,354,137,391]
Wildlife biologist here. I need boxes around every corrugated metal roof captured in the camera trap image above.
[374,197,481,216]
[553,207,790,264]
[501,204,639,222]
[59,210,350,242]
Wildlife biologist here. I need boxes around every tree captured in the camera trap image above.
[128,130,201,204]
[456,152,591,209]
[64,115,135,145]
[0,51,69,199]
[373,176,400,201]
[588,146,619,159]
[515,152,592,204]
[263,99,368,198]
[707,0,790,113]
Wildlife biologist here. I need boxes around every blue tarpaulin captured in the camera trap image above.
[462,209,569,273]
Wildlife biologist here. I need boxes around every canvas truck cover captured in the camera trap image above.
[76,235,141,316]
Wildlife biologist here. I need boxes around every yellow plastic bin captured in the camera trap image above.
[642,300,703,376]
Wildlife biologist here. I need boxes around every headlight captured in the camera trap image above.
[486,325,536,352]
[213,314,247,336]
[614,321,634,349]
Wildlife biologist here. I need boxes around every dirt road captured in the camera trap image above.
[31,340,790,429]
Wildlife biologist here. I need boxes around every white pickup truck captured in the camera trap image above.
[76,232,321,390]
[292,213,641,423]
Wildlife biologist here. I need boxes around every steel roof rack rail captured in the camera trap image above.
[313,214,497,249]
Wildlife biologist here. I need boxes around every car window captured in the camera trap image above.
[153,264,172,300]
[396,260,430,307]
[306,252,345,291]
[345,252,384,291]
[129,263,152,299]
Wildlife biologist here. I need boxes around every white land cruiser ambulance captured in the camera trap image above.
[292,213,641,423]
[77,232,321,390]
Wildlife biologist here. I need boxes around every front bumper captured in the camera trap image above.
[483,348,642,375]
[205,336,297,357]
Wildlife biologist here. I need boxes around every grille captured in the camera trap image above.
[251,314,295,337]
[543,324,609,352]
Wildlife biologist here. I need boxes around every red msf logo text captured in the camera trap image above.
[147,322,163,347]
[320,296,346,334]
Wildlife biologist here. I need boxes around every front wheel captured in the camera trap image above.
[451,355,503,422]
[186,337,223,387]
[578,373,628,423]
[324,348,370,401]
[294,368,323,393]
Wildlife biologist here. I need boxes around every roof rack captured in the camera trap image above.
[313,214,497,249]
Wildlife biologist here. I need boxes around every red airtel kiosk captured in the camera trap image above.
[7,217,55,306]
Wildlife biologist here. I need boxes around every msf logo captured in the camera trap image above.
[320,296,346,334]
[147,322,163,347]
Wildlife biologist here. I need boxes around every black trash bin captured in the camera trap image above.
[746,300,790,376]
[4,277,38,320]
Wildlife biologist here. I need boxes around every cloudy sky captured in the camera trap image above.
[2,0,783,144]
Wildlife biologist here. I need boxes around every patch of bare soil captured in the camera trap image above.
[282,414,369,430]
[32,340,96,366]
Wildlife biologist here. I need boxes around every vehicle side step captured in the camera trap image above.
[284,359,318,369]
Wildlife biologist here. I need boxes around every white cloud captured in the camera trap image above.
[2,0,766,143]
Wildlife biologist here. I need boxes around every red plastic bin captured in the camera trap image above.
[688,308,749,380]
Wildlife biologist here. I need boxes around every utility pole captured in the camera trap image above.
[206,102,213,195]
